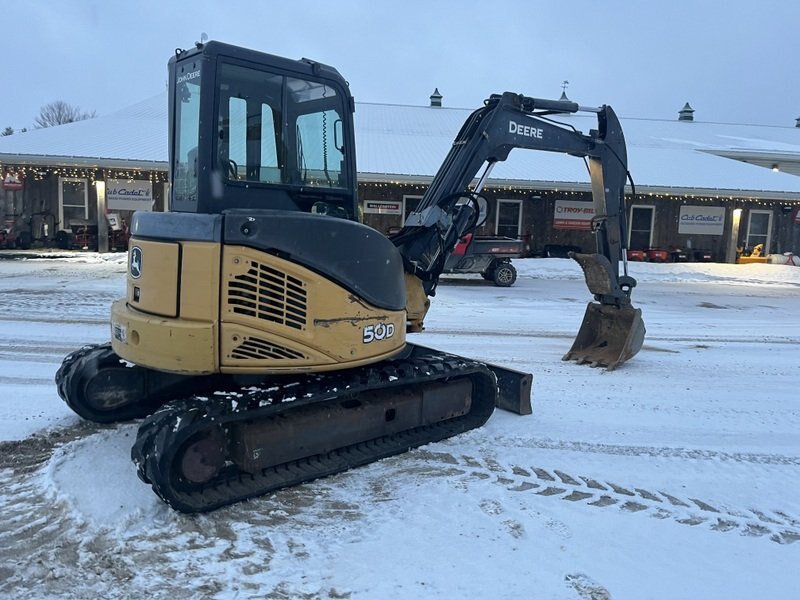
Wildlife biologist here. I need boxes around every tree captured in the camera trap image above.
[34,100,96,128]
[1,126,13,136]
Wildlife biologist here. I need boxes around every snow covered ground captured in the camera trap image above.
[0,253,798,599]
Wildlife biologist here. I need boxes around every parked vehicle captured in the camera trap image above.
[0,216,31,249]
[443,233,522,286]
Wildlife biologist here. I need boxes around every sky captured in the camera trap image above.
[2,0,800,131]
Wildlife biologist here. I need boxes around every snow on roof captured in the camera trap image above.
[2,93,800,195]
[0,94,166,168]
[355,102,800,195]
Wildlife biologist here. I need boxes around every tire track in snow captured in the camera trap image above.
[0,425,357,599]
[406,449,800,545]
[0,425,243,599]
[0,289,115,324]
[0,424,109,595]
[0,342,85,362]
[425,328,800,345]
[0,341,88,384]
[500,438,800,467]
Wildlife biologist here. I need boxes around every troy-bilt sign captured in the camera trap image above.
[553,199,595,230]
[107,179,153,211]
[363,200,402,215]
[678,205,725,235]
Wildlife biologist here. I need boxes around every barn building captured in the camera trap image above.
[1,92,799,261]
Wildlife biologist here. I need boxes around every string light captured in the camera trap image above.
[1,164,797,208]
[0,163,168,184]
[358,181,800,207]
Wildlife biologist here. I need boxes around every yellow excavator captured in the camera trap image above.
[56,41,644,512]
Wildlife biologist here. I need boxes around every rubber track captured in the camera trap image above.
[55,343,170,423]
[57,344,131,422]
[55,343,108,408]
[131,352,497,513]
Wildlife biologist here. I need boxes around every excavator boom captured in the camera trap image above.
[391,91,645,368]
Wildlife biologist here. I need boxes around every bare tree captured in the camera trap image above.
[34,100,96,128]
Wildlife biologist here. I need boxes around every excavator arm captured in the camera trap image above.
[391,91,645,369]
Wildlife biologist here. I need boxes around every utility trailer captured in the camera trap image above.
[443,233,523,286]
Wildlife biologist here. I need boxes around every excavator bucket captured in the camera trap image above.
[563,302,645,370]
[564,252,646,370]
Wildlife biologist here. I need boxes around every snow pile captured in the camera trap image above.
[509,256,800,286]
[40,424,165,533]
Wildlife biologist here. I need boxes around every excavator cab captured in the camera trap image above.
[169,41,358,218]
[111,42,409,379]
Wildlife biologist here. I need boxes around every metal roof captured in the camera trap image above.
[2,93,800,197]
[0,95,166,169]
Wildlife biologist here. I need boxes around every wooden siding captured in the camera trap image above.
[358,182,800,260]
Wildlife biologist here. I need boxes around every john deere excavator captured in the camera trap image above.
[56,41,644,513]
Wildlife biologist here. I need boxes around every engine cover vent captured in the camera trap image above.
[228,260,308,330]
[230,336,306,361]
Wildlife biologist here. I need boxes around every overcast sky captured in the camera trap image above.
[2,1,799,131]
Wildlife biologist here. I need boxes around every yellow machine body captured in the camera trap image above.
[111,238,407,375]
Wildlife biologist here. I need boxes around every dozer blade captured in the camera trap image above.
[565,252,645,370]
[564,302,645,370]
[411,344,532,415]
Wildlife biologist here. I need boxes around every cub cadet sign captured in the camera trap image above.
[107,179,154,211]
[678,205,725,235]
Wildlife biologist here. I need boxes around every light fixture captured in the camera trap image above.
[771,163,780,172]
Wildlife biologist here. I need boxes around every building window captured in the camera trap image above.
[745,209,772,254]
[496,199,523,238]
[628,205,655,250]
[58,177,88,230]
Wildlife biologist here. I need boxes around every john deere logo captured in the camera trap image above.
[130,246,143,279]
